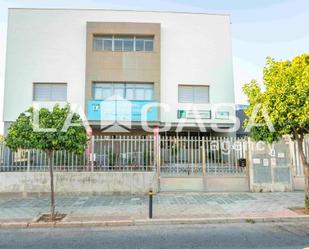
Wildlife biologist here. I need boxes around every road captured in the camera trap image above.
[0,222,309,249]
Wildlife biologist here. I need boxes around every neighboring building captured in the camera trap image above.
[3,8,235,136]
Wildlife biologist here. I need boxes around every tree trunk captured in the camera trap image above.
[304,165,309,210]
[295,135,309,210]
[47,150,55,220]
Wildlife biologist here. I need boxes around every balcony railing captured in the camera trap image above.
[87,99,158,122]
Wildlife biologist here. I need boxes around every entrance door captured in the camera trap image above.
[159,136,249,192]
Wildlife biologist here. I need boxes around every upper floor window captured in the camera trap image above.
[33,83,67,101]
[93,83,154,101]
[93,35,154,52]
[135,37,154,52]
[93,36,113,51]
[178,85,209,103]
[114,36,134,51]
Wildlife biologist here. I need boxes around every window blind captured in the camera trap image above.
[33,83,67,101]
[178,85,209,103]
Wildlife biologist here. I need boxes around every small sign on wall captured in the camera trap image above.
[271,158,277,166]
[269,149,276,157]
[263,159,269,167]
[278,152,285,158]
[215,111,229,120]
[253,158,261,164]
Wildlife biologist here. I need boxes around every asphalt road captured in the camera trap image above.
[0,222,309,249]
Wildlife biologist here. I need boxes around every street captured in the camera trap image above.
[0,222,309,249]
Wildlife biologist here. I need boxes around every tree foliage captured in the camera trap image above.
[5,105,87,154]
[243,54,309,142]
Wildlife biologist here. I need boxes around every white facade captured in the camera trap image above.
[3,8,235,130]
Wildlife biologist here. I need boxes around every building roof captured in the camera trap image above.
[8,8,230,17]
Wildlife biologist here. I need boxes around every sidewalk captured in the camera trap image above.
[0,192,307,226]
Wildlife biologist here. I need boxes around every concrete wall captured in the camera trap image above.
[0,171,303,194]
[4,8,235,126]
[0,172,158,195]
[249,139,294,192]
[160,176,249,192]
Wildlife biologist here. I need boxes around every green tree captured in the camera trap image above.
[5,105,87,220]
[243,54,309,209]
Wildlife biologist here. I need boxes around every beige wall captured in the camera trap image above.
[85,22,161,111]
[0,172,158,195]
[159,176,249,192]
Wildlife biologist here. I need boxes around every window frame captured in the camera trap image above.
[93,35,154,52]
[93,36,113,51]
[33,82,67,102]
[92,82,154,101]
[178,85,210,104]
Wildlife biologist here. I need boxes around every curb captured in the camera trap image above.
[134,216,309,225]
[1,216,309,229]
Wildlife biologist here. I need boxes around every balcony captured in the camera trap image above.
[87,99,158,122]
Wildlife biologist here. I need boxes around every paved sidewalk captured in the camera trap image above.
[0,192,305,223]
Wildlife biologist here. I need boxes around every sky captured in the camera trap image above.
[0,0,308,133]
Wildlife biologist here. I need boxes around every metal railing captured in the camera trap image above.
[0,135,155,172]
[1,135,306,175]
[92,136,155,172]
[0,146,87,172]
[160,136,248,176]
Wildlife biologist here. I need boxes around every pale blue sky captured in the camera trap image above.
[0,0,308,132]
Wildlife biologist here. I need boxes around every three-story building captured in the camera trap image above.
[3,8,235,136]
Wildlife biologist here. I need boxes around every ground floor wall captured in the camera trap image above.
[0,172,304,195]
[0,136,306,194]
[293,176,304,190]
[159,176,249,192]
[0,173,251,194]
[0,172,158,195]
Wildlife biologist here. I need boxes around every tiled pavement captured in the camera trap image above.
[0,192,304,222]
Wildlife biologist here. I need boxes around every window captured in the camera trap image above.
[93,35,154,52]
[145,41,154,51]
[178,85,209,103]
[103,38,113,51]
[114,39,123,51]
[123,37,134,51]
[93,83,154,100]
[136,37,154,52]
[33,83,67,101]
[93,36,113,51]
[135,39,144,51]
[113,36,134,52]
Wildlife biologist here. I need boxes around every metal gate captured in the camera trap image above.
[160,136,248,177]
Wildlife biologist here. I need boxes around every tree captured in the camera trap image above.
[243,53,309,209]
[5,105,87,220]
